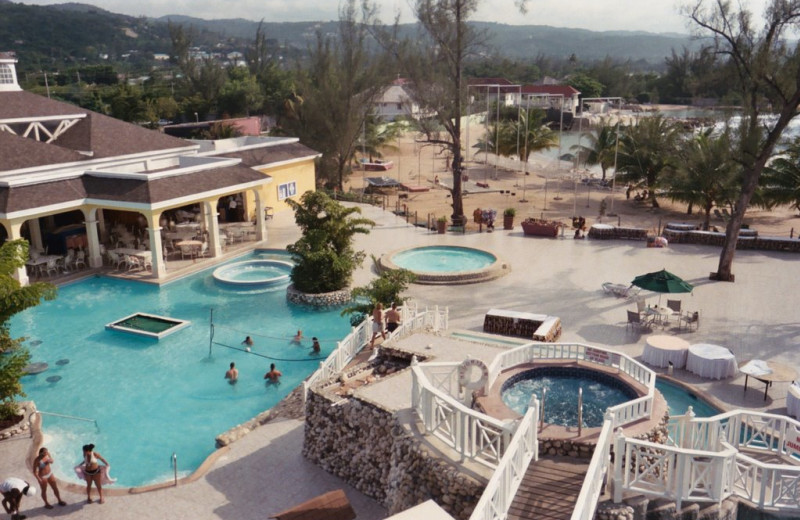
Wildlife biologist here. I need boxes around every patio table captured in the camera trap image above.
[642,335,690,369]
[739,360,798,401]
[686,343,737,379]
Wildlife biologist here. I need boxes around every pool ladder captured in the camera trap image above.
[537,387,584,436]
[29,410,99,437]
[171,452,178,486]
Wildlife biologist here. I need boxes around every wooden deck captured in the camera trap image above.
[508,456,590,520]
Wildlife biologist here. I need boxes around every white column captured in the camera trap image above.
[146,213,166,278]
[96,208,107,243]
[6,221,29,286]
[28,218,44,252]
[254,189,268,242]
[84,209,102,268]
[204,201,222,257]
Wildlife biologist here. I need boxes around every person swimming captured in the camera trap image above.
[291,330,303,344]
[264,363,282,383]
[311,337,321,353]
[225,362,238,384]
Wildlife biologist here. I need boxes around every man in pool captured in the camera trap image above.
[311,337,321,353]
[242,336,254,347]
[1,477,36,520]
[291,330,303,344]
[225,362,238,383]
[264,363,282,383]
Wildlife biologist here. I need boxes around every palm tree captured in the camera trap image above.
[571,119,618,180]
[358,116,405,162]
[614,114,681,208]
[481,108,559,162]
[761,138,800,214]
[668,130,738,230]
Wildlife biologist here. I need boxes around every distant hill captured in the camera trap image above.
[155,16,697,64]
[0,1,696,73]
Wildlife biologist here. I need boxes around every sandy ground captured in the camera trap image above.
[347,116,800,238]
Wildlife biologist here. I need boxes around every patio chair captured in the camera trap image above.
[627,310,652,332]
[180,244,195,260]
[126,255,143,271]
[680,310,700,331]
[74,250,87,270]
[198,242,208,258]
[61,249,75,272]
[44,257,60,277]
[666,299,682,323]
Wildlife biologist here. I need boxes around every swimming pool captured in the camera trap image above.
[655,379,721,418]
[390,246,496,272]
[12,250,351,487]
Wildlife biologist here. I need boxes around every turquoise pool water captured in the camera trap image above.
[502,367,637,427]
[213,259,292,286]
[12,250,351,487]
[390,246,496,272]
[656,379,721,418]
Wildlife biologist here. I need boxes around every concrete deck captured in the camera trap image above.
[3,201,800,518]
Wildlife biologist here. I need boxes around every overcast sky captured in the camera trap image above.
[18,0,772,34]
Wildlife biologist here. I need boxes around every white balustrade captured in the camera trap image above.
[470,397,539,520]
[302,304,439,401]
[571,411,615,520]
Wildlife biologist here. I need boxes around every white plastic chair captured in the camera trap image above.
[74,250,87,270]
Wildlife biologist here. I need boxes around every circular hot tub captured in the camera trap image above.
[379,246,508,284]
[502,366,638,428]
[213,260,292,287]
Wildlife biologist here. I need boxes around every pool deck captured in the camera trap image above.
[3,203,800,519]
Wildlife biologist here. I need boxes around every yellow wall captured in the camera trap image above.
[243,158,317,220]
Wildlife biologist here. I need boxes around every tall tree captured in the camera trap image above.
[761,137,800,214]
[614,114,681,208]
[571,119,618,180]
[281,0,388,189]
[669,130,739,230]
[0,240,56,419]
[689,0,800,281]
[370,0,527,220]
[485,108,559,161]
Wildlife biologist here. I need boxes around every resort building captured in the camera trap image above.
[373,78,420,121]
[0,52,318,286]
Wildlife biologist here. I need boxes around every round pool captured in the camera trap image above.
[213,259,292,287]
[501,367,638,427]
[379,246,508,284]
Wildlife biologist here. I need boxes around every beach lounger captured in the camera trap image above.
[602,282,641,299]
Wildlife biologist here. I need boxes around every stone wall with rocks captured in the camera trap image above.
[286,285,351,307]
[0,401,34,440]
[303,389,484,520]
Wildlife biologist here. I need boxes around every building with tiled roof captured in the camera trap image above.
[0,52,319,285]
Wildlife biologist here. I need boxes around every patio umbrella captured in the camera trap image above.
[631,269,693,303]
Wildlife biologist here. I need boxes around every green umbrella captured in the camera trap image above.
[631,269,693,294]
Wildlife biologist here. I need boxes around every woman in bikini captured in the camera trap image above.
[33,447,66,509]
[81,444,109,504]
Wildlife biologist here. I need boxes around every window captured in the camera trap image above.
[278,181,297,201]
[0,65,14,85]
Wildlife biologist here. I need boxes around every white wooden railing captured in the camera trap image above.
[615,407,800,512]
[486,343,656,428]
[412,361,514,468]
[470,397,539,520]
[303,303,448,400]
[570,410,616,520]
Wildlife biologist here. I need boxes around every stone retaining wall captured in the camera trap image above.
[286,285,351,307]
[303,390,484,519]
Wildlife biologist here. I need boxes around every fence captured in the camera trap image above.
[615,408,800,511]
[469,397,539,520]
[302,303,447,400]
[412,360,514,468]
[570,411,616,520]
[485,342,656,428]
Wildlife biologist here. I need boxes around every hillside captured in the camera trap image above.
[0,1,695,72]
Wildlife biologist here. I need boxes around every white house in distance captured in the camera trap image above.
[520,84,581,113]
[372,78,419,121]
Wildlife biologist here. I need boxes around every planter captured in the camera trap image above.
[436,220,447,234]
[521,219,560,237]
[503,215,514,230]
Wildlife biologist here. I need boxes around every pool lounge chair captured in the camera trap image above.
[602,282,641,299]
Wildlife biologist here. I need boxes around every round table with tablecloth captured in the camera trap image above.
[642,335,690,369]
[686,343,738,379]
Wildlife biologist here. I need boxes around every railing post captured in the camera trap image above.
[613,427,625,503]
[540,388,547,431]
[680,406,695,449]
[531,395,540,460]
[578,387,583,437]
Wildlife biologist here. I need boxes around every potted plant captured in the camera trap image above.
[503,208,516,230]
[436,216,448,234]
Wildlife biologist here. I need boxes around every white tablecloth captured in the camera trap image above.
[642,335,690,368]
[686,343,738,379]
[787,384,800,419]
